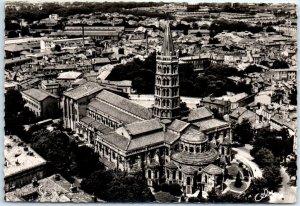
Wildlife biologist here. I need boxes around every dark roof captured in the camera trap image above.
[80,116,113,134]
[96,90,152,120]
[187,107,213,122]
[171,149,219,166]
[64,81,104,100]
[127,131,165,151]
[181,165,197,175]
[165,161,178,169]
[202,164,223,175]
[168,119,189,133]
[124,119,162,136]
[164,131,180,144]
[22,88,58,101]
[102,133,130,151]
[193,119,229,131]
[88,100,140,124]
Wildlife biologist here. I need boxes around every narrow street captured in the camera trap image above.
[232,145,263,178]
[269,166,296,203]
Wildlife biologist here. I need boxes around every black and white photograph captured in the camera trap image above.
[3,1,297,203]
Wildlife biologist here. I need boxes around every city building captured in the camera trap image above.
[5,174,97,202]
[21,88,59,118]
[4,135,47,192]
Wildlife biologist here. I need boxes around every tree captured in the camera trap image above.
[5,90,35,136]
[272,60,289,69]
[74,146,105,177]
[244,64,263,73]
[31,130,78,178]
[196,32,202,37]
[7,30,19,38]
[168,183,182,196]
[289,87,297,105]
[54,44,62,52]
[180,102,190,117]
[286,159,297,177]
[81,170,155,202]
[207,188,219,202]
[234,172,242,188]
[208,37,220,44]
[266,26,276,32]
[263,165,282,192]
[253,148,275,167]
[232,119,253,145]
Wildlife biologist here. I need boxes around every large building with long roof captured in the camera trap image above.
[62,21,232,195]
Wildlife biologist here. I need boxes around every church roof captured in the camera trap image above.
[168,119,189,133]
[171,149,219,166]
[88,100,140,124]
[80,116,113,134]
[165,161,178,169]
[202,164,223,175]
[181,129,207,144]
[102,133,130,151]
[181,165,197,175]
[161,21,175,56]
[124,119,163,136]
[127,131,165,151]
[187,107,213,122]
[193,119,229,131]
[96,90,152,120]
[164,131,180,144]
[64,81,104,100]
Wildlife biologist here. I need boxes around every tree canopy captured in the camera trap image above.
[81,170,155,202]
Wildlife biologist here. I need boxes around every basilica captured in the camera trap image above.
[62,22,232,195]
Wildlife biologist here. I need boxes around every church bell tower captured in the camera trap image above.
[153,21,180,120]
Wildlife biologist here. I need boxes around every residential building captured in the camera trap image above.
[4,135,47,192]
[21,88,59,118]
[5,174,97,202]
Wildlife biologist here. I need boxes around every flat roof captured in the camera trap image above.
[4,135,47,178]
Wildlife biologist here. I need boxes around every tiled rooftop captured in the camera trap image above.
[88,100,140,124]
[124,119,162,137]
[22,88,58,101]
[5,174,96,202]
[64,81,104,100]
[187,107,213,122]
[193,119,229,131]
[96,90,152,120]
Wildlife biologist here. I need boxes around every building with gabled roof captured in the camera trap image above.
[21,88,59,118]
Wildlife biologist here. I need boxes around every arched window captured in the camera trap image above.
[163,78,166,85]
[166,89,170,96]
[166,79,170,85]
[187,177,191,185]
[173,171,176,179]
[162,100,166,107]
[163,67,167,73]
[166,100,170,107]
[148,170,152,179]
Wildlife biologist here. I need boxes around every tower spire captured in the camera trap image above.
[162,21,175,56]
[153,20,180,120]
